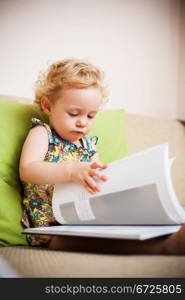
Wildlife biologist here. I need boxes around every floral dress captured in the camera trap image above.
[21,118,98,246]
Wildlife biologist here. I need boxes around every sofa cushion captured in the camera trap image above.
[1,246,185,277]
[0,98,128,246]
[125,113,185,205]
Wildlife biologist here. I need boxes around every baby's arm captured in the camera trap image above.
[19,126,73,184]
[19,126,107,193]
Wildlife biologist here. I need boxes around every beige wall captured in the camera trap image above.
[0,0,184,119]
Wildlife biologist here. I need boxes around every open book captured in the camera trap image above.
[24,143,184,240]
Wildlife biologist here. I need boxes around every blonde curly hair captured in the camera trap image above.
[34,58,108,109]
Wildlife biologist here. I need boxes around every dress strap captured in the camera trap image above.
[31,118,54,144]
[89,136,98,151]
[82,136,98,151]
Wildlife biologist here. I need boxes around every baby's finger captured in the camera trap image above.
[83,182,96,194]
[85,177,100,193]
[89,169,99,177]
[90,161,99,169]
[100,174,108,181]
[100,163,108,170]
[89,169,108,182]
[96,172,108,182]
[90,161,107,170]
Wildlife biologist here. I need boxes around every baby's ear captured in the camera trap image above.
[40,96,51,115]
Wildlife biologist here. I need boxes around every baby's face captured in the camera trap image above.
[48,88,102,143]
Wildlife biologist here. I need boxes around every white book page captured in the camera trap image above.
[155,152,185,223]
[55,184,176,225]
[52,144,185,225]
[169,157,175,168]
[24,225,181,241]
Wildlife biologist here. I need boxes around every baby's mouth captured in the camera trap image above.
[72,131,85,135]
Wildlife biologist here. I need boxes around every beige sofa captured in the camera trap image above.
[0,95,185,278]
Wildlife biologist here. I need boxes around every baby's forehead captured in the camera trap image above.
[57,88,102,108]
[60,87,102,98]
[65,103,99,112]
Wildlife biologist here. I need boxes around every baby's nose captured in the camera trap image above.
[76,118,87,127]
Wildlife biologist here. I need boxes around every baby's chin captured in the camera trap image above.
[70,131,87,139]
[62,132,86,143]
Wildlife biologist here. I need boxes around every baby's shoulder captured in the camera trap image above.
[29,118,51,138]
[26,125,48,146]
[29,124,48,135]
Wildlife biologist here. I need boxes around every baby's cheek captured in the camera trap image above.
[67,119,75,128]
[62,117,71,126]
[88,120,94,129]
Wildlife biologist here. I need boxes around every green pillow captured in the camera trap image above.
[88,109,128,163]
[0,99,46,246]
[0,98,128,246]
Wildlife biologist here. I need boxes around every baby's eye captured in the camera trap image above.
[68,112,78,117]
[88,115,95,119]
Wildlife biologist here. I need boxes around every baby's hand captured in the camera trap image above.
[70,161,108,194]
